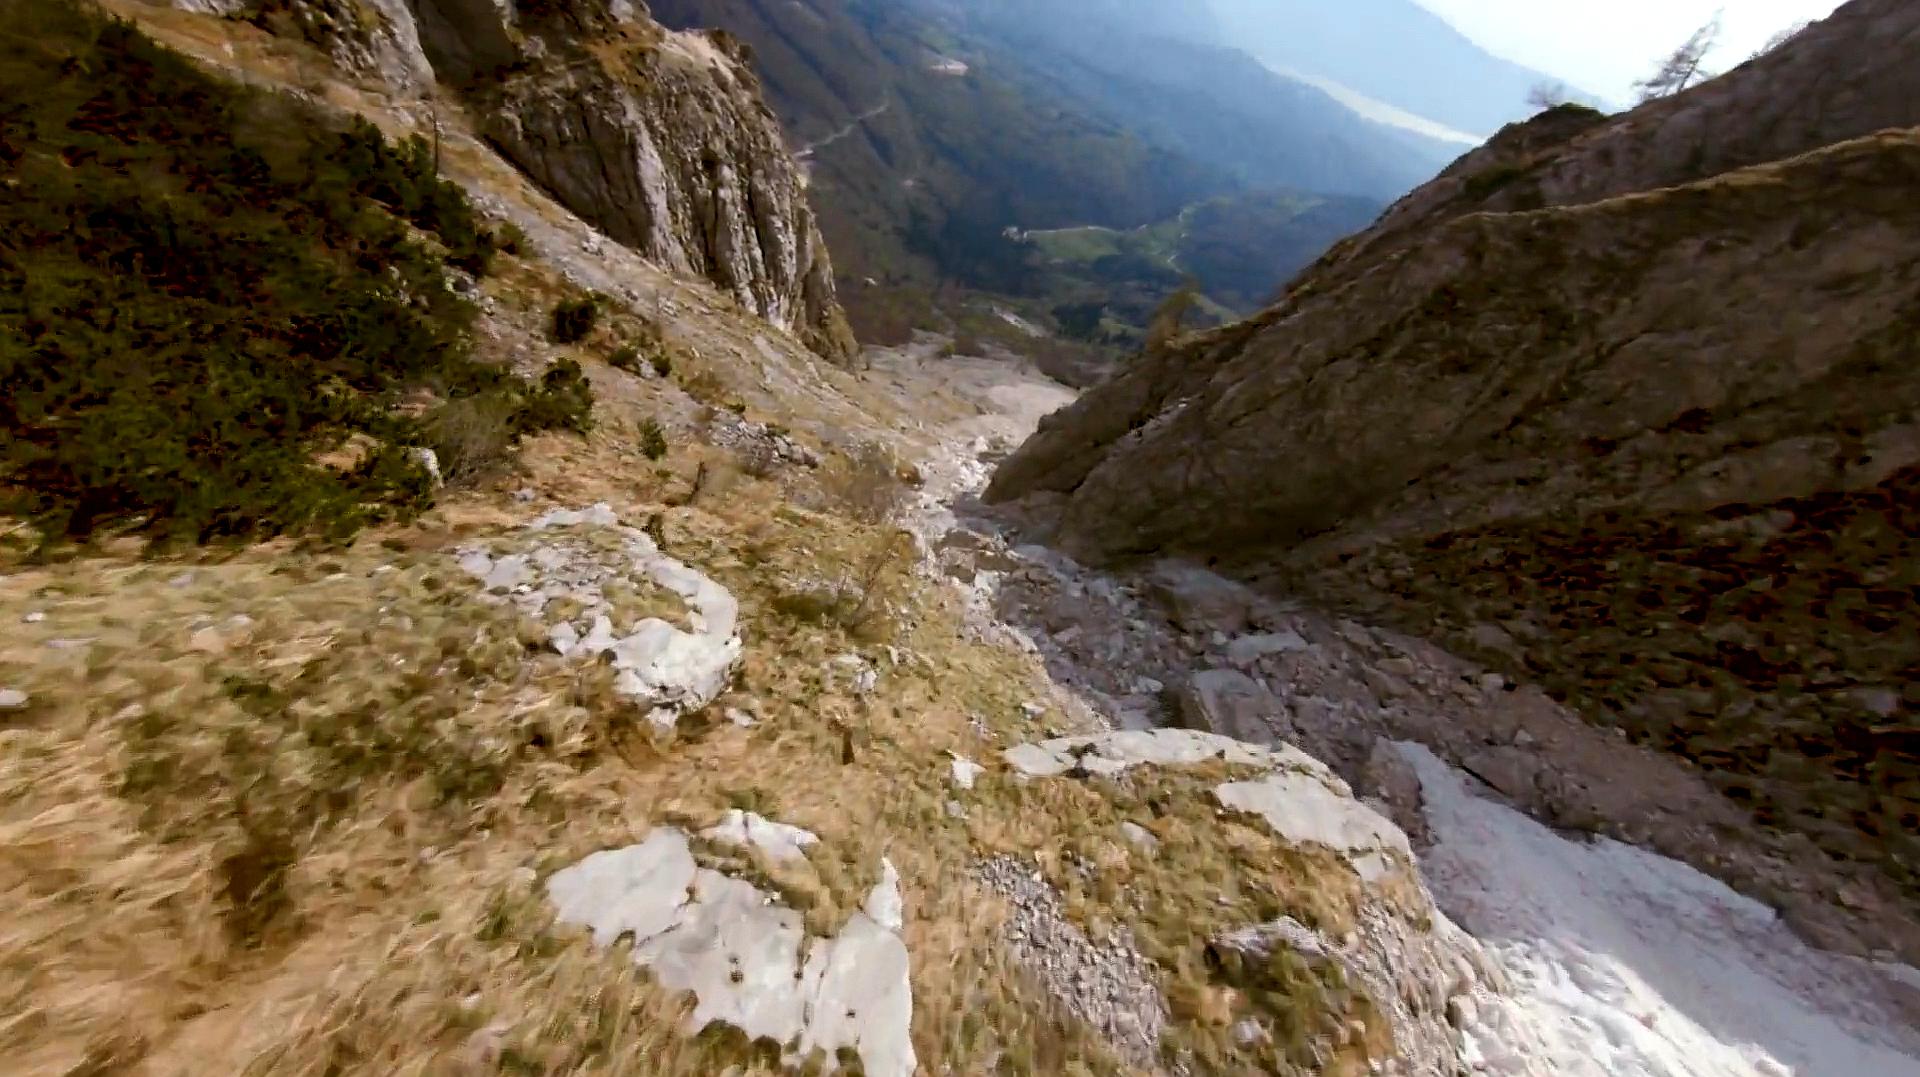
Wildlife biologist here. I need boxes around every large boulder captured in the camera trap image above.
[986,0,1920,922]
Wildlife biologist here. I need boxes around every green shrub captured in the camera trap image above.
[494,219,530,257]
[0,2,578,546]
[550,296,601,344]
[422,395,518,487]
[609,344,644,374]
[637,418,668,461]
[514,360,594,434]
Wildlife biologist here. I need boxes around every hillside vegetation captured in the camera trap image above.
[0,0,588,549]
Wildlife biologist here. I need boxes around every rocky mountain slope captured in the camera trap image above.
[9,1,1920,1072]
[194,0,857,361]
[988,0,1920,950]
[1,4,1520,1073]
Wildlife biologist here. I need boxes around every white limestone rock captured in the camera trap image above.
[1214,771,1413,883]
[948,754,985,791]
[546,831,914,1077]
[1004,728,1334,785]
[700,810,819,864]
[458,503,742,728]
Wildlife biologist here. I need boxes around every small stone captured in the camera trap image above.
[187,627,228,654]
[1447,993,1478,1029]
[1020,701,1045,720]
[1380,656,1418,678]
[1470,623,1517,654]
[1232,1018,1268,1047]
[1513,728,1536,747]
[945,799,967,819]
[1850,687,1901,719]
[725,707,756,728]
[949,754,985,790]
[22,611,45,624]
[1120,821,1160,853]
[409,446,443,486]
[1479,672,1508,692]
[0,688,28,710]
[864,858,904,932]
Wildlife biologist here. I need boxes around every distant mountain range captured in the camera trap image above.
[650,0,1593,350]
[1207,0,1606,137]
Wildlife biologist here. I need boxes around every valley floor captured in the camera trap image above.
[896,344,1920,1076]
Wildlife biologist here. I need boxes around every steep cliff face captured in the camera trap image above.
[190,0,857,362]
[989,0,1920,916]
[479,23,855,361]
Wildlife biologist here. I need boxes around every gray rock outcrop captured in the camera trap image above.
[1003,728,1493,1071]
[986,0,1920,927]
[547,829,915,1076]
[480,30,856,362]
[179,0,857,362]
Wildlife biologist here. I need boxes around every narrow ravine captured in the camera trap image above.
[898,343,1920,1077]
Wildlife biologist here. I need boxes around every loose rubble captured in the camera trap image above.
[973,855,1168,1067]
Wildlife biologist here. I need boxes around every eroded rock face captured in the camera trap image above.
[186,0,857,362]
[481,25,856,362]
[987,0,1920,921]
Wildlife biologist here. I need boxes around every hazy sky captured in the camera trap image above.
[1414,0,1846,105]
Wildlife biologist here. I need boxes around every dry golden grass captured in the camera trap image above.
[0,314,1385,1076]
[0,476,1145,1075]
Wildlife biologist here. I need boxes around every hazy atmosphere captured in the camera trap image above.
[1418,0,1847,103]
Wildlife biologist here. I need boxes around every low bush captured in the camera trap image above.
[819,441,910,525]
[494,219,530,257]
[677,366,731,406]
[421,395,517,487]
[550,296,602,344]
[609,344,644,374]
[514,360,595,435]
[637,418,668,461]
